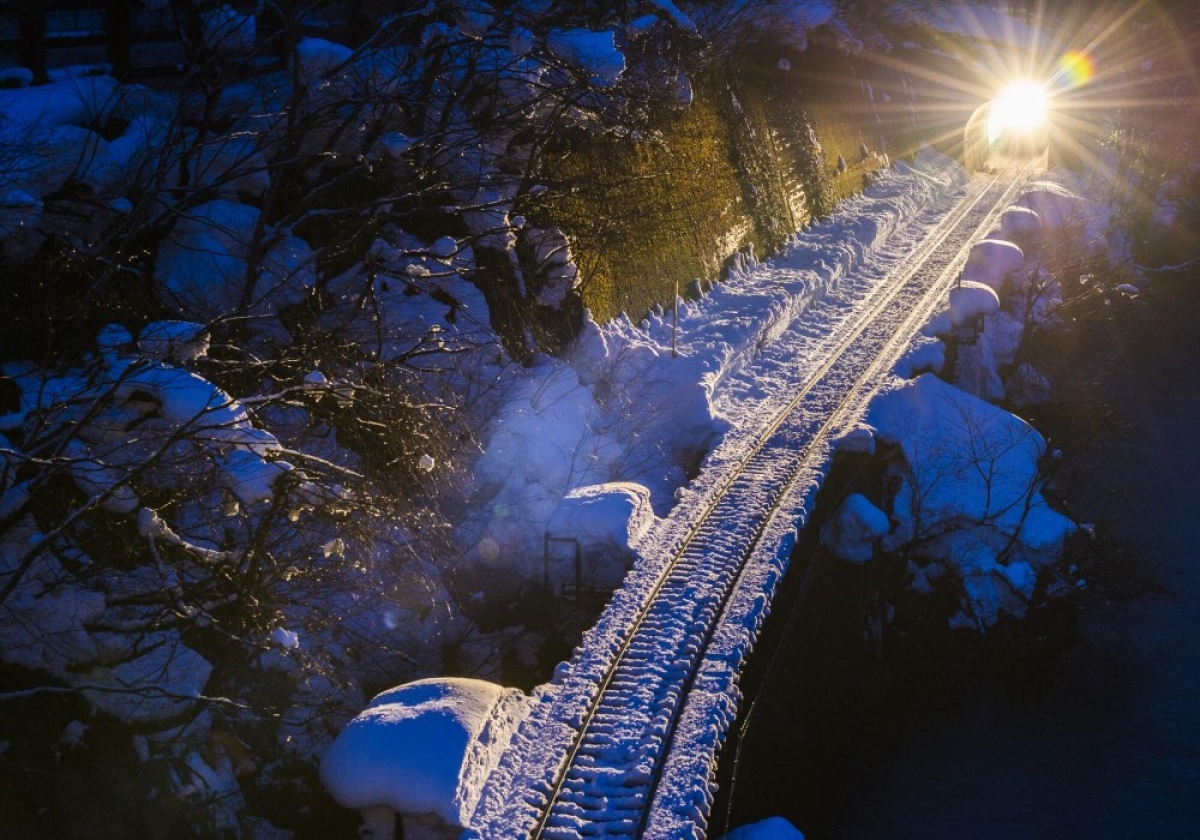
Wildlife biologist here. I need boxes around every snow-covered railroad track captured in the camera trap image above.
[468,168,1030,839]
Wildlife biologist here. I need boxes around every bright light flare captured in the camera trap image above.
[991,81,1049,133]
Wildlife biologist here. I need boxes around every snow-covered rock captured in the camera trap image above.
[547,28,626,88]
[295,37,353,82]
[867,374,1076,628]
[201,6,256,52]
[961,239,1024,290]
[1017,181,1083,230]
[1006,362,1051,406]
[548,482,656,551]
[155,200,315,323]
[821,493,890,563]
[947,280,1000,326]
[895,334,946,378]
[320,678,532,832]
[1000,205,1041,240]
[833,426,876,454]
[545,482,657,591]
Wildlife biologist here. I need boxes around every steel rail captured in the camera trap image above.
[645,166,1032,838]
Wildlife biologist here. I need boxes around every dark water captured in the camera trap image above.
[714,271,1200,839]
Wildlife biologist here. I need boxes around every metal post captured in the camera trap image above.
[672,279,679,358]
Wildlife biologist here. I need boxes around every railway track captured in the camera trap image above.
[468,166,1032,839]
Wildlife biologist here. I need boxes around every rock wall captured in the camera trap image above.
[530,44,924,324]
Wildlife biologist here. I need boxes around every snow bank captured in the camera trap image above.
[201,6,256,53]
[296,37,354,82]
[83,632,213,722]
[320,678,532,827]
[138,320,210,362]
[321,233,494,368]
[465,149,965,587]
[545,482,657,591]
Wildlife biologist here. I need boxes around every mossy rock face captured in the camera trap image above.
[531,49,908,327]
[532,77,751,324]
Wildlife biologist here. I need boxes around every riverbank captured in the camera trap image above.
[715,268,1200,838]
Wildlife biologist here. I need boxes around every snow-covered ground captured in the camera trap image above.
[324,148,1093,836]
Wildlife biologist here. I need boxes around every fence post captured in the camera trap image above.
[672,278,679,358]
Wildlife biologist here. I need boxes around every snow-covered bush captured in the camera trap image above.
[0,3,771,831]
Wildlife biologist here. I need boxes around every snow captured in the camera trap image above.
[650,0,699,36]
[821,493,890,563]
[723,816,806,840]
[221,448,292,506]
[546,29,626,88]
[1001,205,1041,239]
[320,678,532,827]
[547,483,656,550]
[947,280,1000,325]
[138,321,210,362]
[453,0,494,39]
[272,627,300,649]
[296,37,354,82]
[961,238,1024,290]
[895,333,946,378]
[833,426,876,454]
[467,148,1028,836]
[155,200,315,326]
[462,149,967,590]
[0,67,33,87]
[867,374,1076,626]
[201,6,256,53]
[83,631,214,723]
[0,31,1093,828]
[1007,362,1051,406]
[544,483,658,591]
[1017,181,1084,230]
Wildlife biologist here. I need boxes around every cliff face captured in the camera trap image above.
[530,44,924,324]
